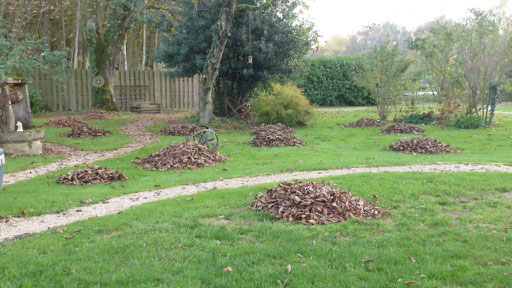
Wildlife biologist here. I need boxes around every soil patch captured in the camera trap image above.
[57,166,127,186]
[251,181,385,225]
[132,141,228,171]
[159,124,198,136]
[345,118,386,128]
[248,123,303,147]
[389,137,457,154]
[381,123,425,135]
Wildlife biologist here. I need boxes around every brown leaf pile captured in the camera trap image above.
[380,123,425,135]
[248,123,303,147]
[344,118,386,128]
[132,141,228,171]
[159,124,198,136]
[388,137,457,154]
[57,166,127,185]
[81,109,110,121]
[45,116,86,128]
[61,125,112,138]
[251,181,385,225]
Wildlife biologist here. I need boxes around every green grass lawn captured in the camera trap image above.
[34,116,136,151]
[1,110,512,217]
[4,155,64,174]
[1,172,511,287]
[496,105,512,113]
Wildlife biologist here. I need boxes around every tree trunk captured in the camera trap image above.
[200,0,236,124]
[73,0,82,69]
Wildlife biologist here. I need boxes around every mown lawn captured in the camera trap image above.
[1,172,511,287]
[1,110,512,217]
[2,116,136,174]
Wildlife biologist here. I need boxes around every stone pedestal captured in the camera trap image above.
[0,131,45,156]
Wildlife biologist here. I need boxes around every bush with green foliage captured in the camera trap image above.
[252,83,314,127]
[401,111,436,125]
[28,87,51,114]
[454,115,484,129]
[293,57,375,106]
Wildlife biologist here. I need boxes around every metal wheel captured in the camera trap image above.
[186,126,219,151]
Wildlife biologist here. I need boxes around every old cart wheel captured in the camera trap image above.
[186,126,219,151]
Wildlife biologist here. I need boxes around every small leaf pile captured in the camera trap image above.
[132,141,228,171]
[81,109,110,121]
[57,166,127,186]
[344,118,386,128]
[380,123,425,135]
[248,123,303,147]
[159,124,198,136]
[251,181,385,225]
[45,116,86,128]
[388,137,457,154]
[61,125,112,138]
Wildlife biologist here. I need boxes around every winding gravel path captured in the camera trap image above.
[1,163,511,242]
[3,118,158,185]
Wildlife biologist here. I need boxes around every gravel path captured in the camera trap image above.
[1,163,511,242]
[3,118,158,185]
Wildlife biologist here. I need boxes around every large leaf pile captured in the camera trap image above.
[61,125,112,138]
[248,123,303,147]
[388,137,457,154]
[159,124,198,136]
[251,181,385,225]
[81,109,111,121]
[132,141,228,171]
[380,123,425,135]
[344,118,386,128]
[57,166,127,186]
[45,116,86,128]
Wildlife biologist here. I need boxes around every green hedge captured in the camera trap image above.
[293,56,375,106]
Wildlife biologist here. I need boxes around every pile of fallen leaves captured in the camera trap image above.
[44,116,86,128]
[81,109,110,121]
[248,123,303,147]
[159,124,198,136]
[344,118,386,128]
[251,181,385,225]
[57,166,127,186]
[61,125,112,138]
[380,123,425,135]
[132,141,228,171]
[388,137,457,154]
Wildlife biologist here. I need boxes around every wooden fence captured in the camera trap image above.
[31,69,201,112]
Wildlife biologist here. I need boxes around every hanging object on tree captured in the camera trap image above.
[92,76,105,88]
[248,11,253,64]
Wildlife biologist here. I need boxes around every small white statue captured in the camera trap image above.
[16,121,23,132]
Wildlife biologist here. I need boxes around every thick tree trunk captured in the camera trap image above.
[200,0,236,124]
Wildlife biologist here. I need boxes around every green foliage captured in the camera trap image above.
[157,0,317,116]
[401,111,436,124]
[357,40,412,120]
[454,114,484,129]
[293,56,375,106]
[28,87,51,114]
[252,82,314,126]
[0,27,68,81]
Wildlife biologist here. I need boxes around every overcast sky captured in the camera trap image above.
[306,0,512,42]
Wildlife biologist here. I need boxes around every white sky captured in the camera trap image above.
[306,0,512,43]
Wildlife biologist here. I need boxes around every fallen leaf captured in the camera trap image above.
[488,262,494,266]
[296,254,303,258]
[224,267,233,273]
[411,257,416,263]
[55,227,67,233]
[287,264,292,274]
[361,257,374,264]
[404,281,416,286]
[420,275,426,279]
[501,259,507,265]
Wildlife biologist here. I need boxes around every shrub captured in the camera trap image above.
[402,112,436,125]
[454,115,484,129]
[28,87,51,114]
[252,82,314,127]
[293,56,375,107]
